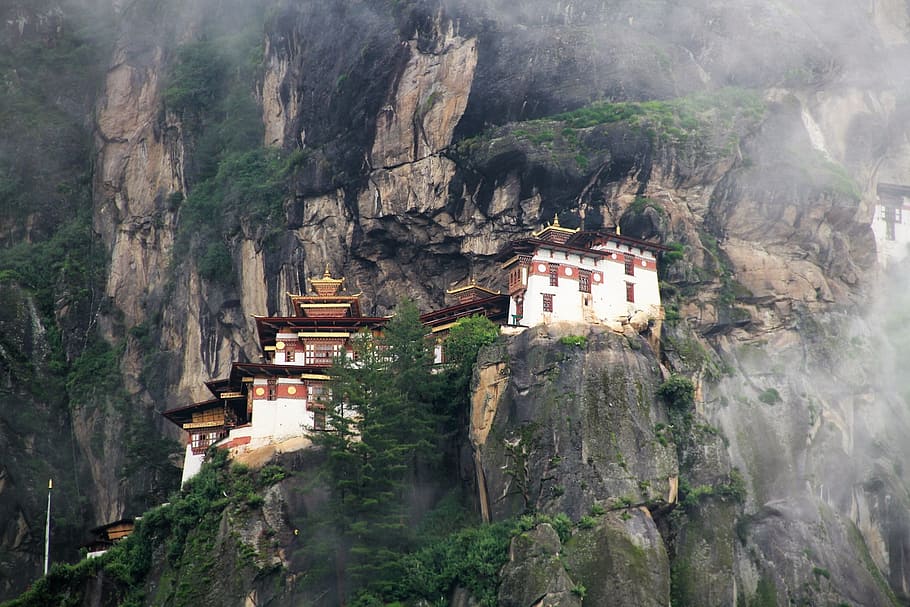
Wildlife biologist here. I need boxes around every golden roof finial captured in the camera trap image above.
[532,212,579,239]
[309,265,345,296]
[616,224,621,236]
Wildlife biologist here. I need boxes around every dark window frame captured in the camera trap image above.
[542,293,554,312]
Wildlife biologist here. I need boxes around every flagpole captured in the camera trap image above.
[43,479,52,576]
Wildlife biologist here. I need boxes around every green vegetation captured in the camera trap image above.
[664,243,686,265]
[559,334,588,348]
[657,375,696,412]
[677,470,747,511]
[0,6,112,224]
[174,147,293,285]
[313,300,442,596]
[456,88,766,176]
[550,87,765,146]
[627,196,665,216]
[1,449,263,607]
[748,576,779,607]
[0,205,103,319]
[161,29,295,286]
[443,315,500,404]
[758,388,782,405]
[163,41,229,123]
[308,304,511,604]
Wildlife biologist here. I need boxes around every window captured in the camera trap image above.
[887,221,896,240]
[578,269,591,293]
[509,268,522,288]
[626,282,635,303]
[267,379,277,401]
[190,430,226,455]
[542,293,554,312]
[285,347,295,363]
[897,208,903,224]
[309,384,328,403]
[304,340,344,366]
[624,254,635,276]
[881,206,887,220]
[549,263,559,286]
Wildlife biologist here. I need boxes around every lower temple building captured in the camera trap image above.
[163,268,386,485]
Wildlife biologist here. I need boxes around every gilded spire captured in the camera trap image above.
[532,212,579,240]
[309,266,345,296]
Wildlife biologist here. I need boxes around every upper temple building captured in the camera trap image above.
[496,218,666,327]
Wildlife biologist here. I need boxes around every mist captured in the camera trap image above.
[5,0,910,603]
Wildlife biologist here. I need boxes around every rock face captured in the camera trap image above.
[0,284,91,595]
[471,323,677,522]
[498,523,582,607]
[6,0,910,603]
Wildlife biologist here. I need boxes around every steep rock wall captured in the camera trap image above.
[7,0,910,603]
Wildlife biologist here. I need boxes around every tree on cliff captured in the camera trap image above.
[313,299,441,602]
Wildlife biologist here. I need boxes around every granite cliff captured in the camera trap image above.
[2,0,910,604]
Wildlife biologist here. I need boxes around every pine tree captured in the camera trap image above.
[313,299,441,602]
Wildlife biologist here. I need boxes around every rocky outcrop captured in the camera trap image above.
[370,26,476,168]
[498,523,581,607]
[497,511,672,607]
[471,323,677,521]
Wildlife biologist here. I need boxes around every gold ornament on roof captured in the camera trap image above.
[532,213,579,238]
[308,264,345,296]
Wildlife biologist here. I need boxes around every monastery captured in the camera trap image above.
[873,182,910,266]
[163,220,665,482]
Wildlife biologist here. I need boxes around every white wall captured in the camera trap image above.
[180,444,205,486]
[514,243,661,327]
[872,203,910,266]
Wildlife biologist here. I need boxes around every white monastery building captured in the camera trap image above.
[873,182,910,267]
[496,218,665,327]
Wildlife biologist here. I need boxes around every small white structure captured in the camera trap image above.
[497,219,665,327]
[873,183,910,267]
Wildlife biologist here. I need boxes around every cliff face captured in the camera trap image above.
[4,0,910,603]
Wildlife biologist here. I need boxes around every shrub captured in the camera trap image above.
[758,388,781,405]
[657,375,695,411]
[578,516,596,529]
[559,335,588,348]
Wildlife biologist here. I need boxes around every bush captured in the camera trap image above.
[559,335,588,348]
[658,375,695,411]
[758,388,781,405]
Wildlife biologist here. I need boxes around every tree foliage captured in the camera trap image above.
[658,374,696,412]
[314,299,442,598]
[442,315,500,418]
